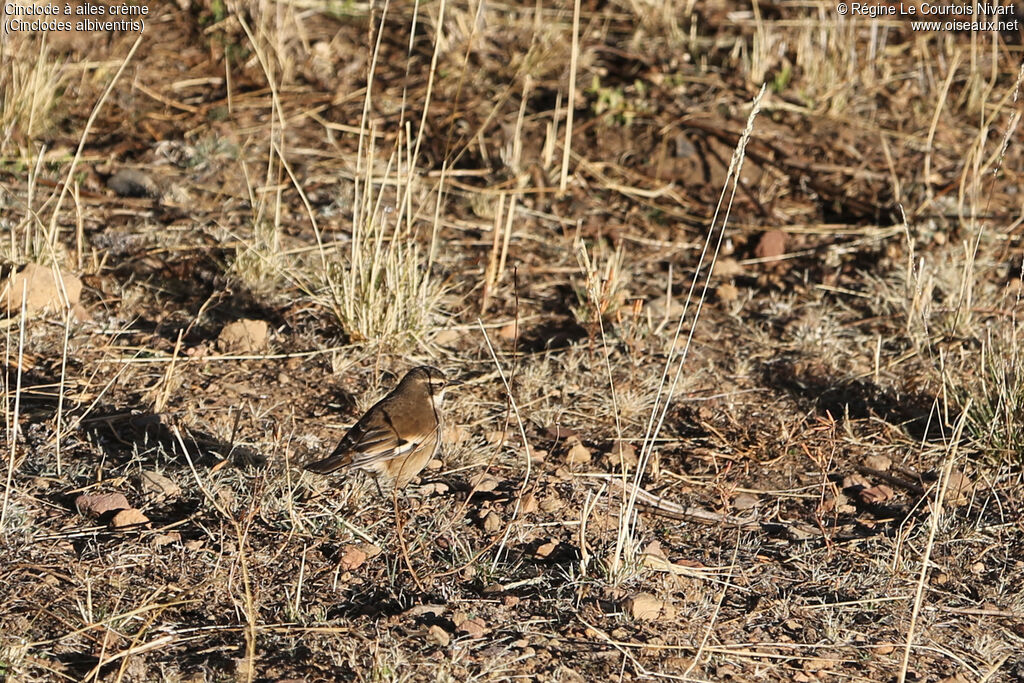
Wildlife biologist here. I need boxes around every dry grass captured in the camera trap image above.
[1,0,1023,680]
[0,33,64,157]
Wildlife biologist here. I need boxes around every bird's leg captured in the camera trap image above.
[393,487,426,592]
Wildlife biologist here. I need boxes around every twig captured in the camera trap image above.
[898,400,972,683]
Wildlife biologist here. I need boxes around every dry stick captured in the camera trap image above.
[152,329,184,415]
[237,12,288,298]
[493,75,531,283]
[110,588,177,682]
[293,543,308,617]
[431,274,526,578]
[28,596,196,649]
[72,182,84,270]
[353,0,390,226]
[497,194,516,297]
[479,319,534,572]
[275,140,332,294]
[17,143,43,257]
[425,158,447,284]
[481,193,506,312]
[980,656,1012,683]
[409,0,444,174]
[173,426,258,683]
[574,238,627,576]
[617,85,767,573]
[576,617,649,676]
[1,287,28,529]
[919,50,961,215]
[45,33,143,242]
[393,489,426,593]
[898,401,972,683]
[685,531,742,679]
[559,0,581,193]
[239,10,337,310]
[575,239,623,440]
[55,305,72,475]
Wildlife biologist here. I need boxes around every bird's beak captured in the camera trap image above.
[446,379,464,388]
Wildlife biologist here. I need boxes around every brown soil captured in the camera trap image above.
[2,2,1023,681]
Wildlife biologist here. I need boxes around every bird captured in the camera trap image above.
[305,366,462,490]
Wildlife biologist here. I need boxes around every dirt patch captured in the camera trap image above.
[1,2,1022,681]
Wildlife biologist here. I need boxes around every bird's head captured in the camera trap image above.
[402,365,462,402]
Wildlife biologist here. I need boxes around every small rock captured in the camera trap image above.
[858,484,894,504]
[716,283,739,302]
[356,542,382,559]
[417,481,449,495]
[946,470,974,503]
[153,532,182,547]
[427,624,450,646]
[433,329,461,347]
[539,496,562,513]
[139,471,181,500]
[107,168,160,198]
[606,442,638,469]
[1,263,83,314]
[216,486,235,509]
[498,321,520,340]
[185,344,210,359]
[405,604,445,618]
[755,229,787,260]
[217,319,269,354]
[802,656,836,673]
[76,492,130,518]
[456,618,488,639]
[663,656,697,673]
[732,493,759,510]
[339,545,367,571]
[623,592,676,621]
[640,540,669,562]
[863,454,892,471]
[565,437,591,464]
[937,674,972,683]
[471,474,501,492]
[481,510,502,533]
[535,541,558,558]
[110,508,150,529]
[841,473,870,490]
[647,295,684,320]
[520,492,538,514]
[712,257,744,278]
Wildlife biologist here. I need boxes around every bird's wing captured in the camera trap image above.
[346,406,431,467]
[303,404,395,473]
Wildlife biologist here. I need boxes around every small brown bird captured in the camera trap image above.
[305,366,461,489]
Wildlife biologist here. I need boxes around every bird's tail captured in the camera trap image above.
[304,451,353,474]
